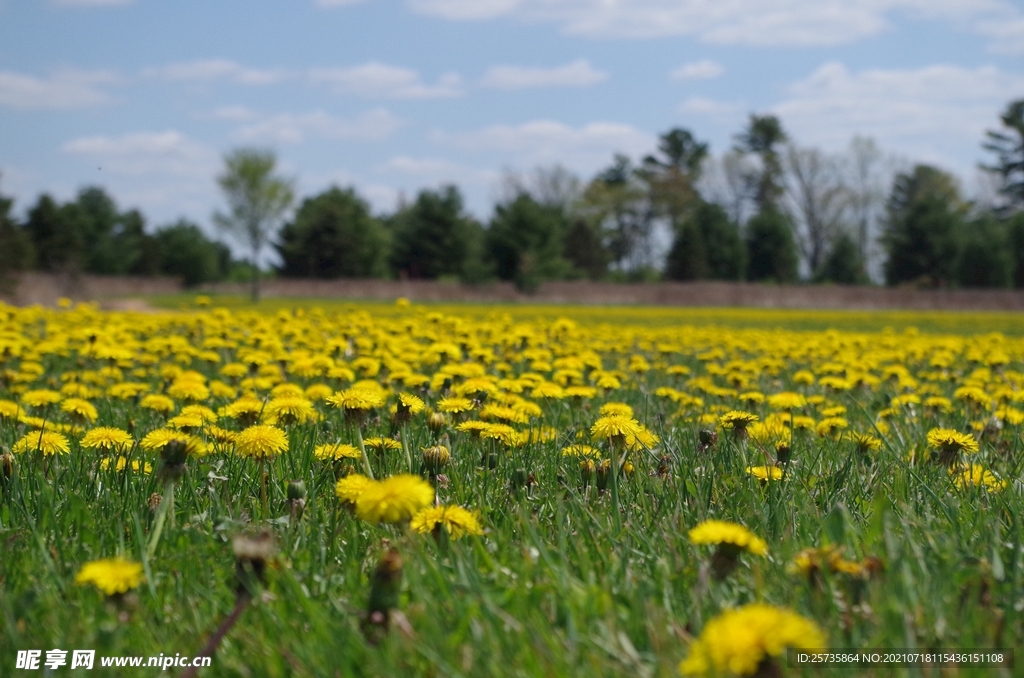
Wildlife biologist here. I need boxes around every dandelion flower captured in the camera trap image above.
[12,431,70,456]
[21,389,62,409]
[688,520,768,556]
[746,465,784,482]
[437,397,474,414]
[75,557,145,596]
[335,473,375,504]
[61,398,98,423]
[99,456,152,474]
[951,463,1005,490]
[679,604,825,676]
[235,425,289,459]
[926,427,978,466]
[80,427,133,453]
[355,474,434,524]
[590,415,642,445]
[410,505,483,539]
[315,442,361,461]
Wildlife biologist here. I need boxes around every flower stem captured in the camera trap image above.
[147,479,175,560]
[356,428,374,479]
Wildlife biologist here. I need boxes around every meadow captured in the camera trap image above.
[1,298,1021,677]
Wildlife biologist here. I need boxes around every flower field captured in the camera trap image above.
[1,299,1021,676]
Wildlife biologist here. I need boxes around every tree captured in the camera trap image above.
[214,149,294,302]
[956,215,1011,288]
[784,145,849,274]
[154,220,232,287]
[24,194,85,273]
[562,218,609,280]
[0,180,35,292]
[745,209,799,283]
[846,136,887,268]
[641,128,708,230]
[982,99,1024,212]
[665,201,744,281]
[487,193,572,292]
[881,165,964,287]
[580,154,658,273]
[735,114,788,212]
[276,187,390,279]
[814,231,868,284]
[1010,213,1024,288]
[388,185,485,281]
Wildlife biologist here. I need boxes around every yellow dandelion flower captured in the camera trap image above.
[598,402,634,418]
[951,463,1005,490]
[410,505,483,539]
[719,410,759,430]
[767,391,806,410]
[561,444,599,457]
[335,473,374,503]
[60,398,98,423]
[99,456,152,474]
[327,387,385,411]
[264,395,317,425]
[437,397,474,413]
[688,520,768,556]
[679,604,825,677]
[746,465,784,482]
[140,394,176,413]
[363,437,403,452]
[75,557,145,596]
[815,416,849,437]
[21,389,62,408]
[12,431,70,456]
[235,425,289,459]
[590,414,642,440]
[315,443,361,461]
[354,474,434,524]
[396,392,425,414]
[80,427,133,453]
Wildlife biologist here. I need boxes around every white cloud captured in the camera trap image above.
[204,106,260,122]
[435,120,654,170]
[408,0,520,20]
[772,62,1024,169]
[62,130,218,178]
[0,69,118,109]
[480,59,607,89]
[678,97,740,115]
[144,59,290,85]
[309,62,463,99]
[975,16,1024,54]
[380,156,499,187]
[670,60,724,81]
[234,109,403,144]
[409,0,1015,47]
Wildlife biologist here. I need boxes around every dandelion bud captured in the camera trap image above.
[427,411,447,432]
[698,429,717,450]
[233,530,275,595]
[287,480,307,520]
[595,459,611,492]
[421,445,450,475]
[1,451,13,478]
[776,443,791,464]
[158,440,188,482]
[656,455,670,479]
[147,492,162,511]
[579,459,595,487]
[363,549,403,644]
[621,460,634,478]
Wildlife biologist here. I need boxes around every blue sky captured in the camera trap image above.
[1,0,1022,242]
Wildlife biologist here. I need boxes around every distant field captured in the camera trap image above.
[146,292,1024,335]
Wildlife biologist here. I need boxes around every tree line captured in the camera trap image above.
[2,99,1022,296]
